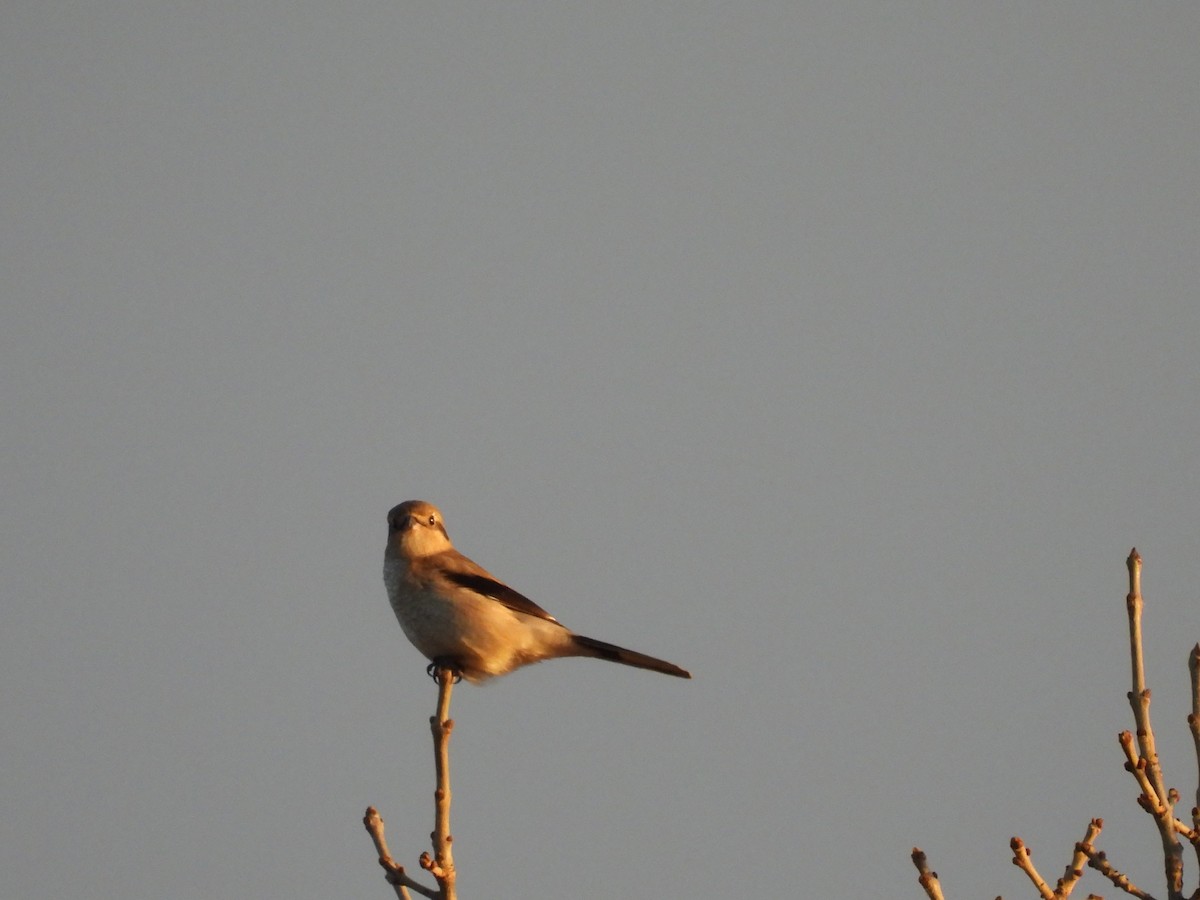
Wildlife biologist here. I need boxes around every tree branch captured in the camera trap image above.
[1188,643,1200,875]
[363,806,438,900]
[910,550,1199,900]
[1010,836,1056,900]
[363,667,458,900]
[1080,843,1157,900]
[1059,819,1104,898]
[419,668,457,900]
[910,848,947,900]
[1123,550,1184,900]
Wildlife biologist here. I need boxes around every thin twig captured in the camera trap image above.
[1189,644,1200,874]
[1127,551,1169,805]
[1080,844,1157,900]
[1011,836,1056,900]
[910,551,1199,900]
[1120,730,1163,809]
[364,669,459,900]
[910,848,947,900]
[1123,550,1185,900]
[363,806,439,900]
[418,668,457,900]
[1055,819,1105,899]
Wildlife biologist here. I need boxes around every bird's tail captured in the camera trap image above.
[571,635,691,679]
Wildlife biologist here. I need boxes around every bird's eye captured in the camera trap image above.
[427,515,436,526]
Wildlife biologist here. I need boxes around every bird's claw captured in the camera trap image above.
[426,659,463,684]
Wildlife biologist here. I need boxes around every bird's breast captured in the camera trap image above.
[382,557,575,680]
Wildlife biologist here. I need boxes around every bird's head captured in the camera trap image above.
[386,500,453,559]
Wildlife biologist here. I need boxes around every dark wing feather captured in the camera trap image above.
[442,570,560,623]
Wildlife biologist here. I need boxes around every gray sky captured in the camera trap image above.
[4,4,1199,898]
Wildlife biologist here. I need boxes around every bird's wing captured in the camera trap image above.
[441,567,560,623]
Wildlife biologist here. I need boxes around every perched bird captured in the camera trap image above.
[383,500,691,683]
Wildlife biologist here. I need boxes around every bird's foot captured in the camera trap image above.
[426,658,464,684]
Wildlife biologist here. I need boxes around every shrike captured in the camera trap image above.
[383,500,691,683]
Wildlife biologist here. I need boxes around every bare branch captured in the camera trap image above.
[1080,844,1157,900]
[424,668,457,900]
[1120,730,1164,809]
[1011,837,1056,900]
[1127,551,1169,804]
[911,848,947,900]
[1189,644,1200,875]
[1056,819,1106,898]
[364,668,459,900]
[362,806,439,900]
[910,551,1198,900]
[1123,550,1185,900]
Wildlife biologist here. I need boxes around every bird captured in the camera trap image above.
[383,500,691,683]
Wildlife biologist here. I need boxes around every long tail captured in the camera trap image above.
[572,635,691,679]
